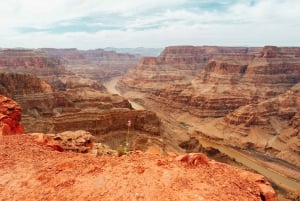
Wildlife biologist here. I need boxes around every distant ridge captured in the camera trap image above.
[104,47,163,56]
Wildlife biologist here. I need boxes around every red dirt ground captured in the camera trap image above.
[0,134,275,201]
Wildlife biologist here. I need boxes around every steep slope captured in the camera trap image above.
[220,83,300,166]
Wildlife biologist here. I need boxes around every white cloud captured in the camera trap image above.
[0,0,299,48]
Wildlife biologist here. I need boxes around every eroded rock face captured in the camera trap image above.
[146,47,300,117]
[122,46,300,117]
[117,46,261,92]
[0,49,69,89]
[0,72,54,97]
[0,72,162,150]
[117,45,300,168]
[221,83,300,166]
[41,48,141,82]
[0,95,24,135]
[0,134,276,201]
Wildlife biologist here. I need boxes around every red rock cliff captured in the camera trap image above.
[142,46,300,117]
[117,45,261,92]
[0,96,24,135]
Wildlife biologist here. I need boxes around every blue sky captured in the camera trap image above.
[0,0,299,49]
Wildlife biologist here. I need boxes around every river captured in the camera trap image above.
[103,77,300,192]
[103,77,145,110]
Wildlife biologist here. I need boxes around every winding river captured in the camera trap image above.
[103,77,300,192]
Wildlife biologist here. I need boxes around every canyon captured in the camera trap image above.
[116,45,300,194]
[0,49,163,150]
[0,97,276,200]
[117,45,300,163]
[0,46,299,200]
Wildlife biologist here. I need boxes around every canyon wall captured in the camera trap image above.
[220,83,300,166]
[118,46,261,92]
[119,46,299,117]
[41,48,140,82]
[0,49,105,91]
[0,49,163,150]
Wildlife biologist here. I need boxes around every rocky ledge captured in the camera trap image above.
[0,134,276,201]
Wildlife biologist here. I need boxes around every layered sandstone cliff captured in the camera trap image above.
[220,83,300,166]
[0,49,72,90]
[117,46,261,92]
[41,48,140,82]
[123,46,300,117]
[0,72,53,97]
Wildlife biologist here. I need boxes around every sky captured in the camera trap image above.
[0,0,299,49]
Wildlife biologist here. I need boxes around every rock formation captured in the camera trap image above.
[220,83,300,166]
[41,48,140,82]
[0,72,54,97]
[0,95,24,135]
[118,46,261,92]
[0,69,163,151]
[0,47,164,150]
[117,45,300,169]
[0,134,276,201]
[0,49,68,89]
[135,46,299,117]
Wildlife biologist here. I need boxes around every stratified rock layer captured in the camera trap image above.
[0,134,276,201]
[41,48,140,82]
[118,46,261,92]
[221,83,300,166]
[142,46,300,117]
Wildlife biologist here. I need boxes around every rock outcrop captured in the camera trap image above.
[0,95,24,135]
[41,48,140,82]
[0,134,276,201]
[220,83,300,166]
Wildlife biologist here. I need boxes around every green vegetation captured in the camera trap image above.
[179,121,192,128]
